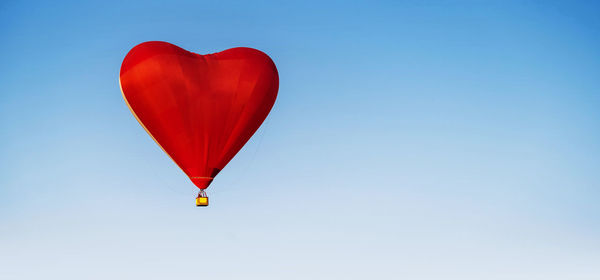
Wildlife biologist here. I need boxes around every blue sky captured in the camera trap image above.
[1,0,599,279]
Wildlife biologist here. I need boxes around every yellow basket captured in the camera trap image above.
[196,197,209,207]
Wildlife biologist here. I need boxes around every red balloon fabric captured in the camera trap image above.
[120,41,279,189]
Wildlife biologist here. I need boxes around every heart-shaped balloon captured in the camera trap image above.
[120,41,278,191]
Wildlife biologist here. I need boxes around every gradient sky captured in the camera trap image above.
[1,1,599,279]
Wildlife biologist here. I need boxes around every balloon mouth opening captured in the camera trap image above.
[190,176,213,189]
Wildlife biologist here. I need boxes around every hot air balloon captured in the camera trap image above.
[119,41,279,207]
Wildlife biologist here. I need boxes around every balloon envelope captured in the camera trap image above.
[120,41,279,189]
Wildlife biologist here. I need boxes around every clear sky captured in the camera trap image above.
[1,0,599,279]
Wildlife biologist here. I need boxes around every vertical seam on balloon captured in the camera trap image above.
[201,55,212,177]
[171,49,196,175]
[216,57,245,162]
[218,64,266,161]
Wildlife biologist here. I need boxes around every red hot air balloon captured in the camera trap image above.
[119,41,279,206]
